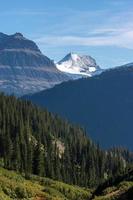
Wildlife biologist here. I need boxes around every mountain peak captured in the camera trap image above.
[0,32,24,40]
[0,32,41,53]
[68,52,78,56]
[67,52,80,61]
[56,53,101,77]
[12,32,24,39]
[0,32,71,96]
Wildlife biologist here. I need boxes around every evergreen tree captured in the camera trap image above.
[0,93,131,187]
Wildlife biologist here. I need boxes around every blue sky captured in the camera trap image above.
[1,0,133,68]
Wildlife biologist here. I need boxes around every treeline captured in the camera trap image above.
[0,93,132,187]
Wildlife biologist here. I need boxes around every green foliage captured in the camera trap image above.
[40,178,91,200]
[0,167,91,200]
[1,166,133,200]
[92,169,133,200]
[93,181,133,200]
[0,93,131,187]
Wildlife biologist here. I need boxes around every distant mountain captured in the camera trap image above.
[56,52,102,77]
[0,33,103,96]
[0,32,71,96]
[24,64,133,149]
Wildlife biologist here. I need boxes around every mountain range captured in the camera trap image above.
[0,32,133,149]
[0,31,133,200]
[0,32,101,96]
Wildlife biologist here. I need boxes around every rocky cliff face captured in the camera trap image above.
[0,33,70,96]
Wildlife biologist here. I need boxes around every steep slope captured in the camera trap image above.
[0,93,130,188]
[56,52,102,77]
[0,33,71,96]
[92,168,133,200]
[24,65,133,149]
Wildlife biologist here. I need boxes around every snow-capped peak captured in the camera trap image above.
[69,52,79,61]
[56,52,101,77]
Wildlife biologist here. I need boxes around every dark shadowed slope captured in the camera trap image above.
[24,65,133,149]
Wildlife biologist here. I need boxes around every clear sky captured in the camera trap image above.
[1,0,133,68]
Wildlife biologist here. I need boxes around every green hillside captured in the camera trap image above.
[92,169,133,200]
[0,167,91,200]
[0,166,133,200]
[93,181,133,200]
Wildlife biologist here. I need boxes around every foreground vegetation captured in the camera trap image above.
[0,167,91,200]
[1,166,133,200]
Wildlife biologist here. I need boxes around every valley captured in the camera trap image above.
[0,1,133,198]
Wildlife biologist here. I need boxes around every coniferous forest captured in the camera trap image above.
[0,93,132,188]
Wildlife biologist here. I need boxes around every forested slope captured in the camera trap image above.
[0,93,132,187]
